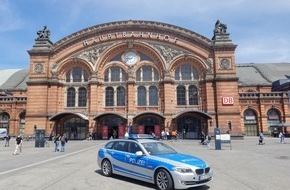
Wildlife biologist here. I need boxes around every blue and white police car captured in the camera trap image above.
[97,134,212,190]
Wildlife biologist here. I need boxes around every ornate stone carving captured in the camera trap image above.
[78,45,109,65]
[205,58,213,73]
[219,58,231,70]
[153,44,185,64]
[36,26,50,40]
[34,63,44,74]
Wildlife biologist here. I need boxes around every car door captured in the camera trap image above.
[108,141,128,174]
[126,142,151,182]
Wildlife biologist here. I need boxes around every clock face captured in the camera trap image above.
[124,52,137,65]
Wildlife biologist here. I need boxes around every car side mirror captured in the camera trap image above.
[135,151,143,156]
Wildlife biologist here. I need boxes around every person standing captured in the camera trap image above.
[13,135,23,155]
[4,134,10,147]
[258,132,265,145]
[60,134,67,152]
[54,134,60,152]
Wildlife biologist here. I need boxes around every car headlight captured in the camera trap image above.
[173,167,193,173]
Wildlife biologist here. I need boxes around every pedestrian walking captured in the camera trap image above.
[279,132,285,143]
[205,134,211,148]
[258,132,265,145]
[13,135,23,155]
[60,134,67,152]
[4,134,11,147]
[54,134,60,152]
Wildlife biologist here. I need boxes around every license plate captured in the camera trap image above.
[199,173,210,180]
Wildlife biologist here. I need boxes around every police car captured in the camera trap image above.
[97,134,212,190]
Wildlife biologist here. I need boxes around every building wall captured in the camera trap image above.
[1,21,289,138]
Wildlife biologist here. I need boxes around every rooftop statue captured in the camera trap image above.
[214,20,227,34]
[36,25,50,40]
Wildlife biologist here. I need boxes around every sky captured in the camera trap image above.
[0,0,290,69]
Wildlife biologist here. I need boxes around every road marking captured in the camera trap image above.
[0,144,104,175]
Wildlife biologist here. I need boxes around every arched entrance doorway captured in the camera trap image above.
[267,108,281,137]
[94,113,127,140]
[244,109,258,136]
[173,110,212,139]
[49,112,89,140]
[176,115,201,139]
[133,113,165,137]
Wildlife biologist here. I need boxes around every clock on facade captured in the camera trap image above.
[124,52,137,66]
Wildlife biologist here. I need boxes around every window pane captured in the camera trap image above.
[175,67,180,80]
[117,86,126,106]
[73,68,82,82]
[78,87,87,107]
[188,85,198,105]
[181,65,191,80]
[111,67,120,81]
[177,86,186,105]
[67,88,75,107]
[149,86,158,106]
[138,86,146,106]
[143,66,152,81]
[106,87,114,106]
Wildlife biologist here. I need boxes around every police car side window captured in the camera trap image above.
[128,142,142,154]
[105,141,114,149]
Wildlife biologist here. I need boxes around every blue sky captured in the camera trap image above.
[0,0,290,69]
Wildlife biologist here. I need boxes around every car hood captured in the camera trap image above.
[154,153,207,168]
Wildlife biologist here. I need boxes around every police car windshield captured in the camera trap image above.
[141,142,177,155]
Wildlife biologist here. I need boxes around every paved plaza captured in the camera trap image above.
[0,136,289,190]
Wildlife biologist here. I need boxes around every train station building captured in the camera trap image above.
[0,20,290,139]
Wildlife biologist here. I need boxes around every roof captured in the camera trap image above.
[0,69,29,90]
[236,63,290,86]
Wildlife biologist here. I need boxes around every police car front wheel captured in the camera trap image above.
[155,169,173,190]
[101,159,112,177]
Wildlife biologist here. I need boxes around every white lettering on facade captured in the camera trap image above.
[164,35,169,41]
[82,31,179,46]
[99,35,104,41]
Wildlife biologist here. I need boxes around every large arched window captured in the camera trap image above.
[177,85,186,105]
[136,66,159,81]
[78,87,87,107]
[117,86,126,106]
[149,86,158,106]
[267,108,280,125]
[175,64,198,81]
[104,66,126,82]
[138,86,146,106]
[67,88,76,107]
[66,67,88,82]
[106,87,114,106]
[188,85,198,105]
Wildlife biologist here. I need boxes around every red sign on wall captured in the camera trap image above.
[222,97,234,105]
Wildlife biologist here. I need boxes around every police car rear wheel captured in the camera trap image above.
[101,159,112,177]
[155,169,173,190]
